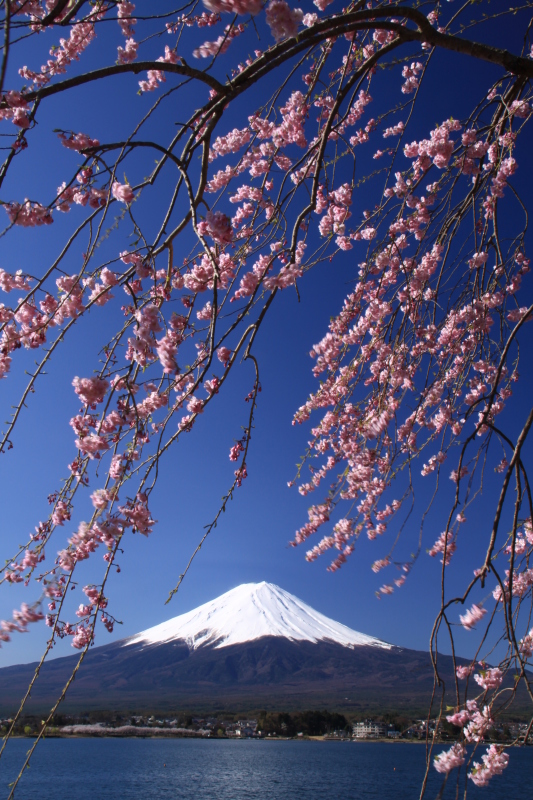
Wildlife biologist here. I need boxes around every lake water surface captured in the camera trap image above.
[1,739,530,799]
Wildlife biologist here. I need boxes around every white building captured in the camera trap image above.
[352,720,387,739]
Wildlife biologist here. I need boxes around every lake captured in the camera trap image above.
[0,739,530,799]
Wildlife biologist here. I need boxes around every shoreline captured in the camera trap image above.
[10,733,530,746]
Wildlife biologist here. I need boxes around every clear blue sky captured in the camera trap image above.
[0,1,531,670]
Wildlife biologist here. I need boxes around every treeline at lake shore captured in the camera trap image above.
[4,710,532,745]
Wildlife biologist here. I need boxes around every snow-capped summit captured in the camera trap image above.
[125,581,392,651]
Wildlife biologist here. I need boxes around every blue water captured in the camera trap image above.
[0,739,530,799]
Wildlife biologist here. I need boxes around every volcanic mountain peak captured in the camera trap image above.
[125,581,392,651]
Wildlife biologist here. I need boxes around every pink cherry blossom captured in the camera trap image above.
[456,665,475,679]
[198,210,233,244]
[58,131,100,152]
[429,531,456,565]
[217,346,232,365]
[265,0,303,42]
[474,667,503,691]
[460,604,487,630]
[434,743,465,774]
[117,1,136,37]
[469,745,509,787]
[117,37,138,64]
[4,200,53,227]
[72,376,109,406]
[203,0,262,13]
[111,182,135,204]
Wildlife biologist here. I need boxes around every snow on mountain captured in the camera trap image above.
[125,581,392,651]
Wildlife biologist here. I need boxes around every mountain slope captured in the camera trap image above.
[0,582,508,715]
[0,636,442,715]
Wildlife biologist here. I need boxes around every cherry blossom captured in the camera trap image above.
[112,182,135,204]
[72,377,110,407]
[469,745,509,787]
[265,0,303,42]
[0,5,532,794]
[434,743,466,774]
[460,604,487,630]
[474,667,503,691]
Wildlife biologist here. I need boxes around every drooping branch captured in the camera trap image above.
[0,59,227,106]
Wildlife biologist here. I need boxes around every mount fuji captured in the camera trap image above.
[126,582,391,652]
[0,582,467,715]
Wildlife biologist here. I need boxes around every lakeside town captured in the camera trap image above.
[3,713,532,744]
